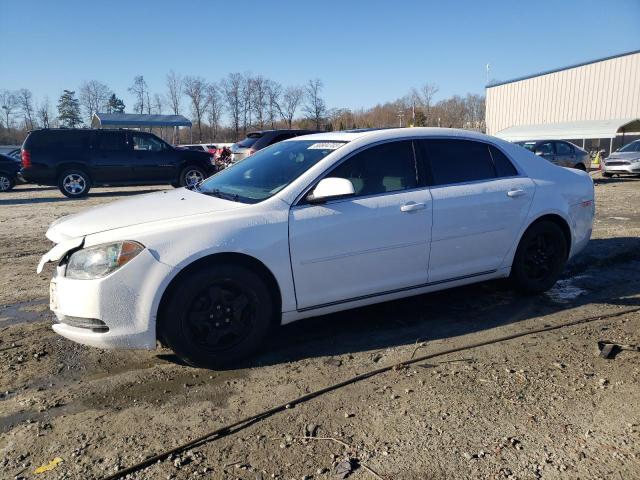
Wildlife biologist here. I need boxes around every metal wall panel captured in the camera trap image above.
[486,52,640,135]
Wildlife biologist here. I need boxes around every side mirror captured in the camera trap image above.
[307,177,355,204]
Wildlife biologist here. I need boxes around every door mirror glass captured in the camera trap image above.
[307,177,355,203]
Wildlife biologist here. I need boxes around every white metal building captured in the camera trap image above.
[486,50,640,153]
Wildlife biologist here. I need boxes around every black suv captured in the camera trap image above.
[231,129,319,162]
[0,153,21,192]
[20,129,216,198]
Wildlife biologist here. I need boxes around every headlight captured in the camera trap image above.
[631,157,640,164]
[65,241,144,280]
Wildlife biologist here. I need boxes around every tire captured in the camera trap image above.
[158,264,274,368]
[58,169,91,198]
[574,163,587,171]
[602,172,613,178]
[510,220,568,294]
[0,173,15,192]
[179,166,206,188]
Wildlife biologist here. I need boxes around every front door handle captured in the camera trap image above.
[400,202,426,212]
[507,189,526,198]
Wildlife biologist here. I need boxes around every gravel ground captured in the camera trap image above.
[1,176,639,480]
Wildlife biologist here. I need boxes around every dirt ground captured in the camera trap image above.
[1,176,639,480]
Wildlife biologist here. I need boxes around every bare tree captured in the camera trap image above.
[183,76,209,142]
[251,75,269,129]
[241,74,254,134]
[0,90,18,129]
[222,73,244,140]
[276,86,304,129]
[206,83,223,140]
[166,70,183,115]
[79,80,112,123]
[36,97,53,128]
[128,75,148,114]
[303,79,327,130]
[16,88,35,129]
[266,80,282,129]
[418,83,439,126]
[152,94,163,114]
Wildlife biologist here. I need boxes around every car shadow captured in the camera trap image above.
[593,176,640,185]
[159,236,640,370]
[0,189,163,206]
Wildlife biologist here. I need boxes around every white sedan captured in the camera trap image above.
[38,128,595,368]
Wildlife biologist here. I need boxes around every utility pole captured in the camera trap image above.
[486,63,491,85]
[397,110,405,128]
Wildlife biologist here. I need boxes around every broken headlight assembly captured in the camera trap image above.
[65,241,144,280]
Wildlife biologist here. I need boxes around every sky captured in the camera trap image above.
[1,0,639,114]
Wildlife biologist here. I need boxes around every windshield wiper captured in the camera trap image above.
[204,188,241,202]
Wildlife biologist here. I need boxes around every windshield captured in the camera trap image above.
[198,140,347,203]
[617,141,640,153]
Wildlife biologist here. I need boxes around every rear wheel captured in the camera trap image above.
[179,166,206,188]
[0,173,15,192]
[511,221,568,293]
[58,169,91,198]
[574,163,587,171]
[159,264,273,368]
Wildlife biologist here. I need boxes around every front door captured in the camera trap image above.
[129,133,174,181]
[416,139,535,282]
[289,140,432,310]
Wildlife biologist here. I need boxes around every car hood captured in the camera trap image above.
[607,152,640,161]
[46,188,245,242]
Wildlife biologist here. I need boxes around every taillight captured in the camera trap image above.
[21,149,31,168]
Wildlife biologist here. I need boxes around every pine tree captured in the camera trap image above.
[106,94,126,113]
[57,90,82,127]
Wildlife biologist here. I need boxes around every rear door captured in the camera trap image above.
[289,140,432,310]
[129,133,174,181]
[417,139,535,282]
[90,131,132,183]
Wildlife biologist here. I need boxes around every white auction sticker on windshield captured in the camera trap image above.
[307,142,343,150]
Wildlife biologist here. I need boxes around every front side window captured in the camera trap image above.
[327,141,417,197]
[618,141,640,153]
[198,140,346,203]
[131,134,164,152]
[419,139,496,186]
[536,142,555,156]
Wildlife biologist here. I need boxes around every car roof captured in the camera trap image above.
[287,127,498,144]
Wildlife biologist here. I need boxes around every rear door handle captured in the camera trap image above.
[400,202,426,212]
[507,189,526,198]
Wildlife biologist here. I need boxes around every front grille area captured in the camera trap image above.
[606,161,630,166]
[55,314,109,333]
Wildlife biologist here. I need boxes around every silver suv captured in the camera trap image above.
[516,140,589,170]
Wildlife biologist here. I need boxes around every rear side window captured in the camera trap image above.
[27,131,90,150]
[328,140,417,197]
[489,145,518,177]
[556,142,573,155]
[96,132,126,151]
[419,139,496,186]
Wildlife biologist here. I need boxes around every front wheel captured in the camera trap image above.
[510,221,568,294]
[58,169,91,198]
[179,166,206,188]
[158,264,274,368]
[0,173,15,192]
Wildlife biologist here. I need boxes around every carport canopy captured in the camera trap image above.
[91,113,192,129]
[494,118,640,142]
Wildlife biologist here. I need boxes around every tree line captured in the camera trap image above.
[0,74,485,145]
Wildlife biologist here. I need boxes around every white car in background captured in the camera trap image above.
[602,139,640,177]
[38,128,594,368]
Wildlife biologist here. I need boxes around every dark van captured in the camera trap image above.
[20,129,216,198]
